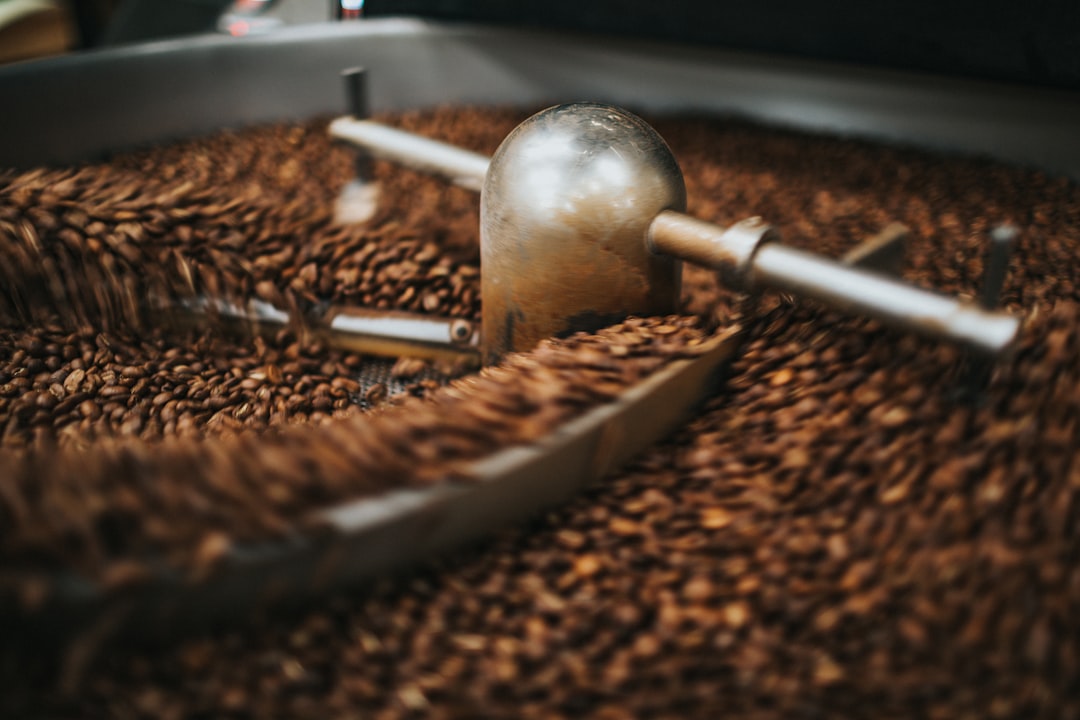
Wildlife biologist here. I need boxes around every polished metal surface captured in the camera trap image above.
[749,243,1021,354]
[651,212,1019,354]
[334,104,1019,355]
[329,116,490,192]
[649,212,778,287]
[479,103,685,361]
[174,296,480,362]
[323,306,480,362]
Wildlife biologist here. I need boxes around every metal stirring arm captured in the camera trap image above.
[328,116,489,192]
[647,212,1019,355]
[328,113,1020,356]
[173,296,480,363]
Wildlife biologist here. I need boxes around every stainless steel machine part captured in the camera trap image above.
[981,226,1018,310]
[3,20,1080,177]
[322,307,479,361]
[746,243,1018,353]
[478,103,685,362]
[329,115,489,192]
[648,212,1019,355]
[173,296,481,363]
[333,103,1021,357]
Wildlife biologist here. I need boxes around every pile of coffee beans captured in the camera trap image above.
[2,107,1080,718]
[0,323,376,449]
[0,315,709,578]
[0,113,511,333]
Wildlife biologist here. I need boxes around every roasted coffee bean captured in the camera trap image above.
[0,323,379,450]
[2,107,1080,719]
[0,117,500,335]
[0,315,709,581]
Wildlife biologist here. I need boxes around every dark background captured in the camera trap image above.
[363,0,1080,92]
[93,0,1080,92]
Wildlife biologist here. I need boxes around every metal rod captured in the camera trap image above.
[335,68,380,225]
[750,242,1019,354]
[648,212,775,283]
[328,114,1020,355]
[329,116,490,192]
[650,212,1019,354]
[841,222,908,276]
[173,297,479,363]
[981,224,1017,310]
[958,224,1019,402]
[341,67,369,119]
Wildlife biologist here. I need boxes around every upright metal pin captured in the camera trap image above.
[335,67,382,224]
[343,66,369,119]
[960,223,1019,401]
[981,225,1017,310]
[841,223,909,276]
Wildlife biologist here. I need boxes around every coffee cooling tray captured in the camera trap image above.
[0,19,1078,654]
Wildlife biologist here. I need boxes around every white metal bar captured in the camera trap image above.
[329,116,490,192]
[750,242,1020,354]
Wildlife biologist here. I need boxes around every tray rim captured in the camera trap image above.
[1,18,1079,176]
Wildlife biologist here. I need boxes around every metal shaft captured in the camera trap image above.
[330,111,1021,356]
[648,211,1019,354]
[751,242,1018,353]
[981,225,1017,310]
[175,296,479,363]
[329,116,490,192]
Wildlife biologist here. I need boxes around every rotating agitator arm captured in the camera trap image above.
[329,103,1020,363]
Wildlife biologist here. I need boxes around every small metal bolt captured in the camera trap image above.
[450,320,473,344]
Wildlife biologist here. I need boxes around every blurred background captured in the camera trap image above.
[1,0,1079,90]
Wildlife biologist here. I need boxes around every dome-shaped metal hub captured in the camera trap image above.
[480,103,687,362]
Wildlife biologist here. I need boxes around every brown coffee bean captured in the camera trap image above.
[3,108,1080,720]
[363,383,387,405]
